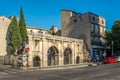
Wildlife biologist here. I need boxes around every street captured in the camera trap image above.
[0,63,120,80]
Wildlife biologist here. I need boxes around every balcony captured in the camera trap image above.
[91,32,100,37]
[100,33,106,38]
[91,39,102,45]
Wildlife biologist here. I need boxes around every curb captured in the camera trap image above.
[20,63,97,71]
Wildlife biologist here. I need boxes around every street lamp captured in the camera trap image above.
[112,41,114,56]
[25,47,30,68]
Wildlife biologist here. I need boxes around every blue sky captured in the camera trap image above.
[0,0,120,30]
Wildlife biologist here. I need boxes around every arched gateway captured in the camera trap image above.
[64,48,72,65]
[33,56,41,67]
[27,27,88,67]
[76,56,80,64]
[47,46,59,66]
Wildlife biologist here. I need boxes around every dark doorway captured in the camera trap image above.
[33,56,40,67]
[47,46,59,66]
[76,56,80,64]
[64,48,72,65]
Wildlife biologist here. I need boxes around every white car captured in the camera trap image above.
[115,56,120,62]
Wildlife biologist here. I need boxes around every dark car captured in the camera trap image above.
[102,57,117,64]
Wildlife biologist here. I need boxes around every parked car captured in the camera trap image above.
[114,56,120,62]
[102,57,117,64]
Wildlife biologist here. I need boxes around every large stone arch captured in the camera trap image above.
[47,46,59,66]
[64,47,72,65]
[33,56,41,67]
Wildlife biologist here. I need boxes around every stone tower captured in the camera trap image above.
[61,10,106,60]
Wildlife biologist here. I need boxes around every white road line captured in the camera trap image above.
[4,70,17,73]
[0,72,14,79]
[0,72,8,75]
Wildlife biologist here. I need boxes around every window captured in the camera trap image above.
[92,17,95,21]
[91,37,94,41]
[74,19,77,22]
[95,25,99,33]
[38,31,43,34]
[102,27,105,34]
[70,12,72,17]
[30,30,33,33]
[91,24,94,32]
[35,40,40,51]
[77,44,79,51]
[91,24,95,33]
[102,20,104,24]
[94,37,100,42]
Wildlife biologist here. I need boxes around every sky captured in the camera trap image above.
[0,0,120,30]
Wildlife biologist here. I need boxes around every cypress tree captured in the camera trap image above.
[19,6,27,43]
[9,16,22,55]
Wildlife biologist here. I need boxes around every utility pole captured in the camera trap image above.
[112,41,114,56]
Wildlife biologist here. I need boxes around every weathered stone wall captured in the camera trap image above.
[61,10,91,50]
[0,16,11,63]
[61,10,106,57]
[26,28,88,67]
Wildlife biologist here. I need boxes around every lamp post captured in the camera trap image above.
[14,49,18,67]
[112,41,114,56]
[25,47,30,68]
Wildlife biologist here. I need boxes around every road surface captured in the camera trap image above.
[0,63,120,80]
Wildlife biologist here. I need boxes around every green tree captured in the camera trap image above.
[19,6,27,43]
[9,16,22,55]
[112,20,120,55]
[106,20,120,56]
[105,31,113,46]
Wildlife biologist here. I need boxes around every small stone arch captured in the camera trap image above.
[76,56,80,64]
[64,47,72,65]
[33,56,41,67]
[47,46,59,66]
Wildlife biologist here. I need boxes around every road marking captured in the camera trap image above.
[0,72,14,79]
[4,70,17,73]
[0,72,8,75]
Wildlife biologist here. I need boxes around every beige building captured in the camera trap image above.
[61,10,106,61]
[0,16,11,62]
[26,27,88,67]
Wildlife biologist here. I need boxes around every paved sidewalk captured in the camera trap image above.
[21,63,97,71]
[0,64,10,68]
[0,63,98,71]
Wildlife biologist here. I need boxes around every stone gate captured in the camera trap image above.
[26,27,88,67]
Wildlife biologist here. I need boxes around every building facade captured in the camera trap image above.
[26,27,88,67]
[61,10,106,61]
[0,16,11,63]
[0,16,88,67]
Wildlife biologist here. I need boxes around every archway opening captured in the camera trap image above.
[33,56,40,67]
[76,56,80,64]
[47,46,59,66]
[64,48,72,65]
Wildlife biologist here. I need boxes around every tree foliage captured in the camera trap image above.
[9,7,27,55]
[106,20,120,56]
[9,16,22,55]
[105,31,112,46]
[19,6,27,43]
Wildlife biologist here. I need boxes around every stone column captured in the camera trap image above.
[81,44,84,63]
[42,37,48,67]
[27,35,33,67]
[59,41,64,66]
[72,41,76,64]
